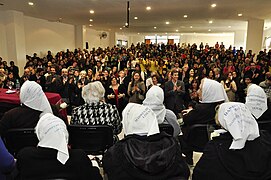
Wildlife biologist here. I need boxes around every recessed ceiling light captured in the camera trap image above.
[28,2,34,6]
[176,29,179,32]
[89,24,93,27]
[228,26,231,28]
[209,20,213,24]
[146,6,151,10]
[134,17,138,20]
[89,19,93,22]
[89,10,95,14]
[190,26,193,28]
[165,21,170,25]
[238,13,242,17]
[165,32,168,34]
[120,27,122,30]
[208,29,211,31]
[211,3,216,8]
[137,33,140,34]
[181,34,183,36]
[194,32,196,34]
[183,15,188,18]
[154,27,157,29]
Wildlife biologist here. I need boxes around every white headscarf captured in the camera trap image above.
[143,86,166,124]
[245,84,267,119]
[36,113,69,164]
[122,103,160,136]
[201,78,229,103]
[218,102,259,150]
[82,81,105,103]
[20,81,52,117]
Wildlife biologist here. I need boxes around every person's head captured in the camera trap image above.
[199,78,228,103]
[82,81,105,103]
[24,68,30,76]
[111,76,118,86]
[250,62,256,70]
[8,72,14,79]
[61,68,68,77]
[36,113,69,164]
[10,61,15,66]
[171,70,179,81]
[118,70,125,78]
[132,71,141,82]
[143,86,166,124]
[87,69,93,76]
[80,70,87,79]
[245,84,267,118]
[227,72,233,80]
[232,71,237,78]
[122,103,160,136]
[151,75,158,85]
[50,67,56,75]
[244,75,252,86]
[20,81,52,117]
[189,69,195,77]
[215,102,259,149]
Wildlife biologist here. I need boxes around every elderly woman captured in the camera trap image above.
[16,113,102,180]
[193,102,271,180]
[0,81,53,135]
[71,81,122,135]
[103,103,190,180]
[143,86,181,137]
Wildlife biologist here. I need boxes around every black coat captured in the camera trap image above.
[193,132,271,180]
[103,132,190,180]
[16,147,102,180]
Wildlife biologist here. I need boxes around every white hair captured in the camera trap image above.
[82,81,105,103]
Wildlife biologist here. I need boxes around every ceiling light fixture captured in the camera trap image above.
[89,10,95,14]
[134,17,138,20]
[208,29,211,31]
[183,15,188,18]
[166,21,170,25]
[28,2,34,6]
[176,30,179,32]
[211,3,216,8]
[89,24,93,27]
[228,26,231,28]
[209,20,213,24]
[146,6,151,10]
[238,13,242,17]
[154,27,157,29]
[120,27,123,30]
[89,19,93,22]
[138,33,140,34]
[190,26,193,28]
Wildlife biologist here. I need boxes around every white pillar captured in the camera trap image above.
[109,31,116,48]
[4,10,26,76]
[246,19,264,54]
[234,30,246,50]
[75,25,84,49]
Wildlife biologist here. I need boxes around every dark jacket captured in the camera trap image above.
[103,132,190,180]
[16,147,102,180]
[193,132,271,180]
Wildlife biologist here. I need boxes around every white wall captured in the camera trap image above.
[84,28,110,49]
[180,33,234,49]
[0,11,8,60]
[129,35,144,46]
[24,16,75,57]
[263,27,271,50]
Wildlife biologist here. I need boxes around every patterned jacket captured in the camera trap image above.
[71,102,122,135]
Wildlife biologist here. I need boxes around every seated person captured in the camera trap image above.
[71,81,122,135]
[103,103,190,180]
[16,113,102,180]
[193,102,271,180]
[0,137,15,180]
[143,86,181,137]
[0,80,53,135]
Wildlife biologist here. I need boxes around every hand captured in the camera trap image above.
[173,86,177,91]
[182,108,193,116]
[52,78,56,82]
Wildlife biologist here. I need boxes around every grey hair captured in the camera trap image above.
[82,81,105,103]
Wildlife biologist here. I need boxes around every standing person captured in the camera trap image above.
[127,71,146,104]
[164,70,186,117]
[105,76,127,117]
[16,113,102,180]
[221,72,237,102]
[45,66,61,93]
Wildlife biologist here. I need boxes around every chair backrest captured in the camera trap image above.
[186,124,210,152]
[257,120,271,133]
[159,124,174,136]
[68,125,113,155]
[3,128,38,157]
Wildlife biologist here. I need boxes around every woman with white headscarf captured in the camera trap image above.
[143,86,181,137]
[16,113,102,180]
[193,102,271,180]
[71,81,122,135]
[103,103,190,180]
[181,78,228,165]
[0,81,53,135]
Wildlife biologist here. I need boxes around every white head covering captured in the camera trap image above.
[143,86,166,124]
[201,78,229,103]
[36,113,69,164]
[245,84,267,119]
[20,80,52,117]
[82,81,105,103]
[218,102,260,150]
[122,103,160,136]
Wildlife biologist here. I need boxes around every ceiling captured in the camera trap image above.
[1,0,271,34]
